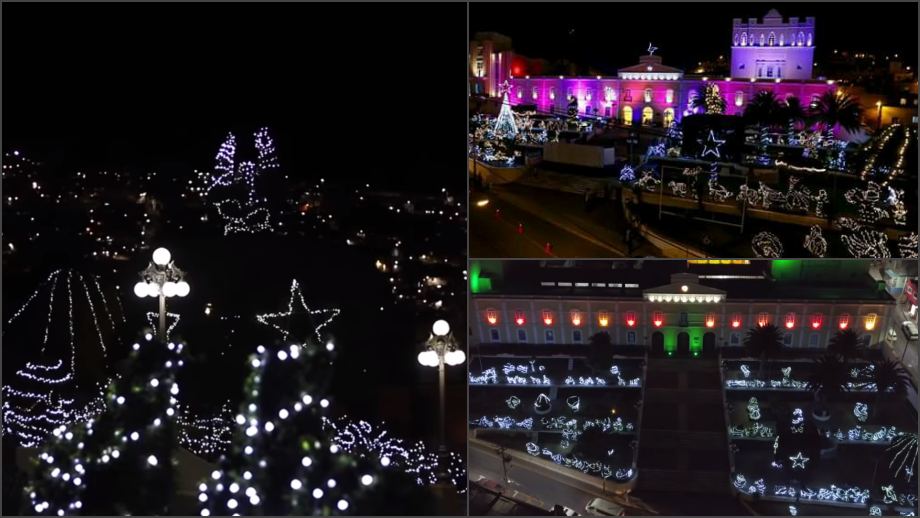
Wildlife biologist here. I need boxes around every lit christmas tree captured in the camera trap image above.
[493,92,518,138]
[694,83,726,115]
[24,333,184,515]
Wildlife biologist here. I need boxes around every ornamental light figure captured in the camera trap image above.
[417,319,465,482]
[133,247,189,338]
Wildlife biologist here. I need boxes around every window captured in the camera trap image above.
[622,106,633,125]
[532,87,539,100]
[623,89,632,102]
[730,333,741,346]
[641,106,653,125]
[766,66,773,78]
[808,333,820,347]
[758,66,764,78]
[687,90,697,108]
[644,88,653,103]
[549,87,556,100]
[665,89,674,104]
[585,88,593,101]
[573,330,583,343]
[626,331,637,345]
[735,91,745,107]
[776,67,781,78]
[545,329,555,343]
[806,33,812,46]
[783,333,794,347]
[779,33,785,46]
[734,33,739,46]
[663,108,675,127]
[797,32,804,46]
[566,87,573,100]
[741,32,747,46]
[604,106,611,117]
[901,98,907,106]
[486,309,499,325]
[759,34,765,46]
[604,86,616,102]
[679,312,689,327]
[490,329,501,342]
[768,32,775,46]
[517,329,528,343]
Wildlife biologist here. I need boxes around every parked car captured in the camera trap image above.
[584,498,625,516]
[903,320,919,341]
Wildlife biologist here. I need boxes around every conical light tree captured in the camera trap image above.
[493,92,518,138]
[24,333,185,515]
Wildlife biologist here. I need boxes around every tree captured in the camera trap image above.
[826,329,863,366]
[743,324,784,379]
[25,333,183,515]
[781,96,806,132]
[691,84,726,115]
[805,354,850,419]
[198,338,432,515]
[587,332,613,374]
[743,90,782,128]
[808,91,863,135]
[867,359,917,420]
[494,92,518,138]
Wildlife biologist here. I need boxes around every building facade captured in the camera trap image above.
[471,271,892,355]
[475,9,834,126]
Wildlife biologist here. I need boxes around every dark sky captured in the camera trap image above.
[470,3,918,74]
[3,3,467,189]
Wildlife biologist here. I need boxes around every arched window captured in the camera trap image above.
[622,106,633,125]
[687,90,697,108]
[641,106,654,125]
[768,32,775,46]
[779,33,785,46]
[806,33,812,46]
[665,89,674,104]
[585,88,593,101]
[604,86,616,102]
[798,32,805,46]
[663,108,674,127]
[734,33,739,45]
[644,88,653,103]
[532,87,538,100]
[735,91,745,107]
[741,32,747,46]
[549,87,556,100]
[759,34,765,46]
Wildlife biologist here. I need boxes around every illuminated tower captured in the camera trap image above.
[730,9,815,80]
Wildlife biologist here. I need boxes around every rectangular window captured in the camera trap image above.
[545,329,555,343]
[575,282,589,287]
[540,282,555,287]
[490,329,501,342]
[679,312,689,327]
[557,282,572,287]
[573,330,583,343]
[730,333,741,346]
[517,329,527,343]
[627,331,637,345]
[783,333,793,347]
[808,333,819,347]
[592,282,606,287]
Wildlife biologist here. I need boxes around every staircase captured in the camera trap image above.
[636,357,732,494]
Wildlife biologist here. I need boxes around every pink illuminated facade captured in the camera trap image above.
[480,9,834,126]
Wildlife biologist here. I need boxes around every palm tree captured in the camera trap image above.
[808,91,863,135]
[868,359,917,420]
[827,329,864,366]
[743,90,782,128]
[806,354,850,420]
[781,96,807,130]
[743,324,784,379]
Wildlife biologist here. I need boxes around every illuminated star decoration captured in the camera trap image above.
[145,311,181,340]
[505,396,521,409]
[647,42,658,55]
[698,130,725,159]
[789,451,809,469]
[256,279,340,344]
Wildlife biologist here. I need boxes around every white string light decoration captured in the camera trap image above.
[751,231,784,258]
[898,233,918,259]
[841,228,892,258]
[145,311,180,340]
[844,181,890,224]
[177,402,233,459]
[803,225,828,258]
[256,279,340,344]
[2,269,122,447]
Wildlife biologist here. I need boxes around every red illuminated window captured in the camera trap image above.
[514,311,526,326]
[570,310,583,327]
[731,314,743,329]
[757,313,770,327]
[838,314,850,330]
[542,310,554,326]
[597,311,610,328]
[810,313,823,329]
[486,309,498,326]
[705,313,717,328]
[652,311,664,328]
[785,313,797,329]
[625,311,637,328]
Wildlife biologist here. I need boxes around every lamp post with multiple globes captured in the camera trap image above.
[417,319,465,481]
[133,247,189,338]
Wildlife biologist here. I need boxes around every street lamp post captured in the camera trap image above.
[418,319,466,482]
[876,101,883,131]
[133,247,189,338]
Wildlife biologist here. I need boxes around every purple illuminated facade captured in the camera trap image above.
[476,9,835,126]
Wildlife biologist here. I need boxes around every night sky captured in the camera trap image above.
[3,3,467,190]
[470,3,918,75]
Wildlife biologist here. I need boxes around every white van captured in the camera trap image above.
[903,320,919,341]
[584,498,625,516]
